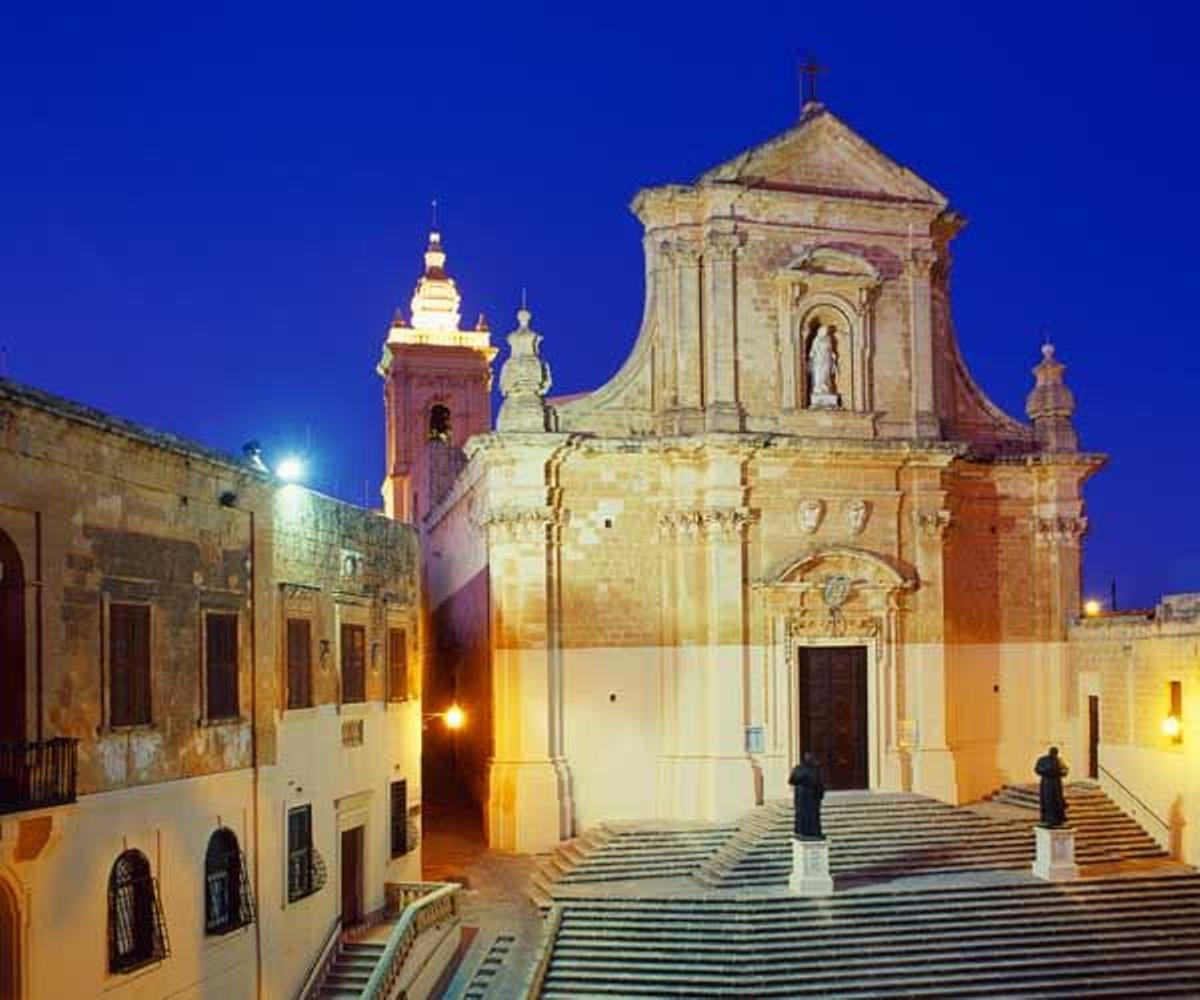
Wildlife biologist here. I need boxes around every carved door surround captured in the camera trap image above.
[755,545,916,796]
[777,246,882,417]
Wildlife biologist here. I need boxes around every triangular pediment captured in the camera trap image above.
[700,106,947,207]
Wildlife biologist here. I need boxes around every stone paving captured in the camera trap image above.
[422,796,546,999]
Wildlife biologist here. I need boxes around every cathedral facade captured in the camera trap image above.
[389,101,1102,852]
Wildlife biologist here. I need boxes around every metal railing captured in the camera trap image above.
[1097,763,1172,849]
[361,881,461,1000]
[0,737,78,815]
[297,916,341,1000]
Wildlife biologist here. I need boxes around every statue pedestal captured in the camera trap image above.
[809,393,840,409]
[788,837,834,896]
[1032,825,1079,881]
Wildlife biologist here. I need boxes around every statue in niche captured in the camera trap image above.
[1034,746,1069,828]
[807,324,840,408]
[789,752,826,839]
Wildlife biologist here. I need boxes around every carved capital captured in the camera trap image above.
[474,505,563,543]
[658,506,753,538]
[915,508,953,541]
[1035,515,1088,547]
[703,229,744,262]
[671,241,703,266]
[909,247,938,279]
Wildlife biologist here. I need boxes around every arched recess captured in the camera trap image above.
[776,247,882,414]
[0,528,26,744]
[0,874,21,1000]
[754,545,917,796]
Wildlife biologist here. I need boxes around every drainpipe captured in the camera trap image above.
[248,507,264,1000]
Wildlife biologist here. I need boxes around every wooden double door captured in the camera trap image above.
[798,645,869,790]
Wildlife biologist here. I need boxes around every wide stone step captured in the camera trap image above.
[543,953,1200,995]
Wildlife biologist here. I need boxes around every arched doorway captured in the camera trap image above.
[0,529,25,743]
[0,877,20,1000]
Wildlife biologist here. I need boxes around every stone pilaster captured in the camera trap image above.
[477,437,574,852]
[908,248,940,438]
[702,229,743,431]
[672,243,704,427]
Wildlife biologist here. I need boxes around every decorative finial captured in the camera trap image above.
[798,55,827,112]
[498,299,552,432]
[521,286,527,309]
[431,197,438,230]
[1026,340,1078,453]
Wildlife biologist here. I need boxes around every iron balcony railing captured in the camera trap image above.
[0,737,78,815]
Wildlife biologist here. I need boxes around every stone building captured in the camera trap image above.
[1069,594,1200,864]
[0,379,422,999]
[397,101,1105,852]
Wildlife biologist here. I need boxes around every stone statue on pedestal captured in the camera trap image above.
[1034,746,1069,828]
[789,752,826,839]
[807,325,839,408]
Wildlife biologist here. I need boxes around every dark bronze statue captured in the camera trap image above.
[1034,746,1069,828]
[789,752,826,839]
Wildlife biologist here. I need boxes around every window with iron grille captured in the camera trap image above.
[109,603,151,727]
[390,779,408,858]
[287,805,326,903]
[108,849,170,973]
[340,623,366,704]
[204,828,255,935]
[205,613,239,720]
[388,628,408,703]
[286,618,312,710]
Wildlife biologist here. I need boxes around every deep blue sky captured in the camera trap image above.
[2,2,1197,608]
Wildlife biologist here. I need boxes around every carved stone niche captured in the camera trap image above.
[777,247,882,415]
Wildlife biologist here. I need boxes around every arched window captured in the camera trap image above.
[205,828,254,935]
[428,404,451,443]
[108,849,169,973]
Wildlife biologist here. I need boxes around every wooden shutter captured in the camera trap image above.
[390,780,407,857]
[110,604,151,726]
[388,628,407,703]
[205,614,239,719]
[340,624,365,703]
[286,619,312,709]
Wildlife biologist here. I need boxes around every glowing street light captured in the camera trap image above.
[276,456,306,483]
[1083,599,1102,617]
[443,704,466,730]
[1162,714,1183,741]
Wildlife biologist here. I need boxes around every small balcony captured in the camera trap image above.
[0,737,79,815]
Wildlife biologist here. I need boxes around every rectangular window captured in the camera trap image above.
[287,805,316,902]
[205,613,239,720]
[1170,680,1183,718]
[109,603,151,727]
[388,628,408,703]
[390,779,408,858]
[341,623,366,704]
[286,619,312,710]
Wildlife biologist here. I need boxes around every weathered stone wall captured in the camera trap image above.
[1068,597,1200,862]
[0,379,423,1000]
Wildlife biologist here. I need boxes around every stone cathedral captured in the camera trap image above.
[380,100,1101,852]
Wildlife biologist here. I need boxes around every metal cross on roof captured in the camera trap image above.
[799,56,827,109]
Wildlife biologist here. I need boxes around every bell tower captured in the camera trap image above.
[379,230,496,522]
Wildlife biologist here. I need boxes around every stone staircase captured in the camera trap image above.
[538,873,1200,997]
[694,786,1167,888]
[314,940,385,998]
[529,822,732,906]
[988,781,1166,860]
